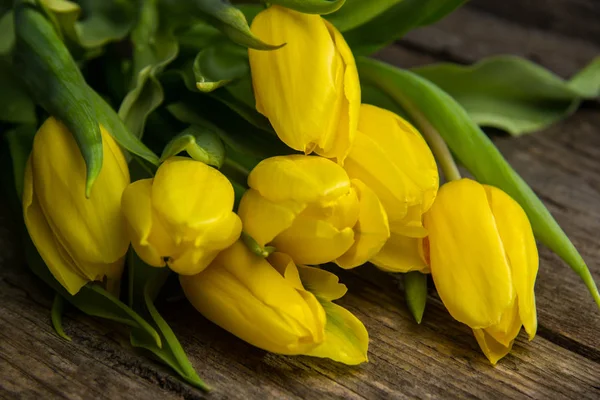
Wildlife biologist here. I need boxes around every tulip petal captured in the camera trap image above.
[313,21,360,163]
[484,185,538,340]
[371,234,429,273]
[268,252,305,290]
[424,179,514,329]
[248,155,351,204]
[306,301,369,365]
[181,242,325,354]
[473,328,514,365]
[298,265,348,301]
[31,118,130,265]
[122,179,176,267]
[336,180,390,269]
[484,301,522,348]
[23,158,88,295]
[151,157,235,239]
[345,105,438,226]
[238,188,305,247]
[249,6,345,154]
[273,217,355,265]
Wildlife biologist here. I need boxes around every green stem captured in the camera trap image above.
[411,110,462,182]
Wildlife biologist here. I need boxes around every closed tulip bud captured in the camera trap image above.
[238,155,389,268]
[343,104,438,273]
[424,179,538,364]
[248,5,360,163]
[23,117,130,295]
[181,241,369,364]
[121,157,242,275]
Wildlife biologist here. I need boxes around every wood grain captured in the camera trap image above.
[1,0,600,398]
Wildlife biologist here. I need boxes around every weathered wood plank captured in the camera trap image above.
[468,0,600,46]
[401,5,600,77]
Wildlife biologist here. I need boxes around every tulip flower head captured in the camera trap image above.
[121,157,242,275]
[424,179,538,364]
[344,104,438,273]
[238,155,389,268]
[248,5,360,163]
[181,241,369,364]
[23,117,130,295]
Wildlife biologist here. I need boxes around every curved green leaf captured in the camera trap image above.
[43,0,136,50]
[268,0,345,15]
[344,0,466,56]
[91,89,160,165]
[14,0,102,196]
[0,10,14,54]
[118,0,178,139]
[51,293,72,341]
[404,271,427,324]
[357,57,600,308]
[160,125,225,168]
[413,56,600,136]
[182,0,282,50]
[326,0,401,32]
[129,253,210,391]
[193,40,248,93]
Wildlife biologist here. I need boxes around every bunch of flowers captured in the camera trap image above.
[1,0,598,391]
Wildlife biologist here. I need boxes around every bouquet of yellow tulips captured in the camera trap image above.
[1,0,599,391]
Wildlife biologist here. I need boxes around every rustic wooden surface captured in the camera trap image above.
[2,2,600,399]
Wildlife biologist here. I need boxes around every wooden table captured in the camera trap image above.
[1,1,599,398]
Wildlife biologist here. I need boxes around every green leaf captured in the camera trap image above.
[43,0,136,49]
[192,40,248,93]
[0,58,37,124]
[413,56,600,136]
[129,253,210,391]
[5,125,163,346]
[174,0,283,50]
[326,0,402,32]
[268,0,345,15]
[90,88,160,165]
[0,10,14,54]
[51,293,72,341]
[403,271,427,324]
[165,59,272,133]
[14,0,102,196]
[118,0,179,139]
[160,125,225,168]
[357,57,600,308]
[343,0,467,56]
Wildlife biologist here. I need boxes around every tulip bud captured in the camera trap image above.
[238,155,389,267]
[181,241,369,364]
[248,5,360,163]
[121,157,242,275]
[23,117,130,295]
[424,179,538,364]
[180,241,326,355]
[343,104,438,273]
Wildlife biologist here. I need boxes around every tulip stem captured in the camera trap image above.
[411,111,462,182]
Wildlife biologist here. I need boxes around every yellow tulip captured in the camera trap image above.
[424,178,538,364]
[180,241,369,364]
[121,157,242,275]
[238,155,389,268]
[248,5,360,163]
[23,117,130,295]
[343,104,438,273]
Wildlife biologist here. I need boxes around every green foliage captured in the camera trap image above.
[414,56,600,135]
[404,272,427,324]
[268,0,346,15]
